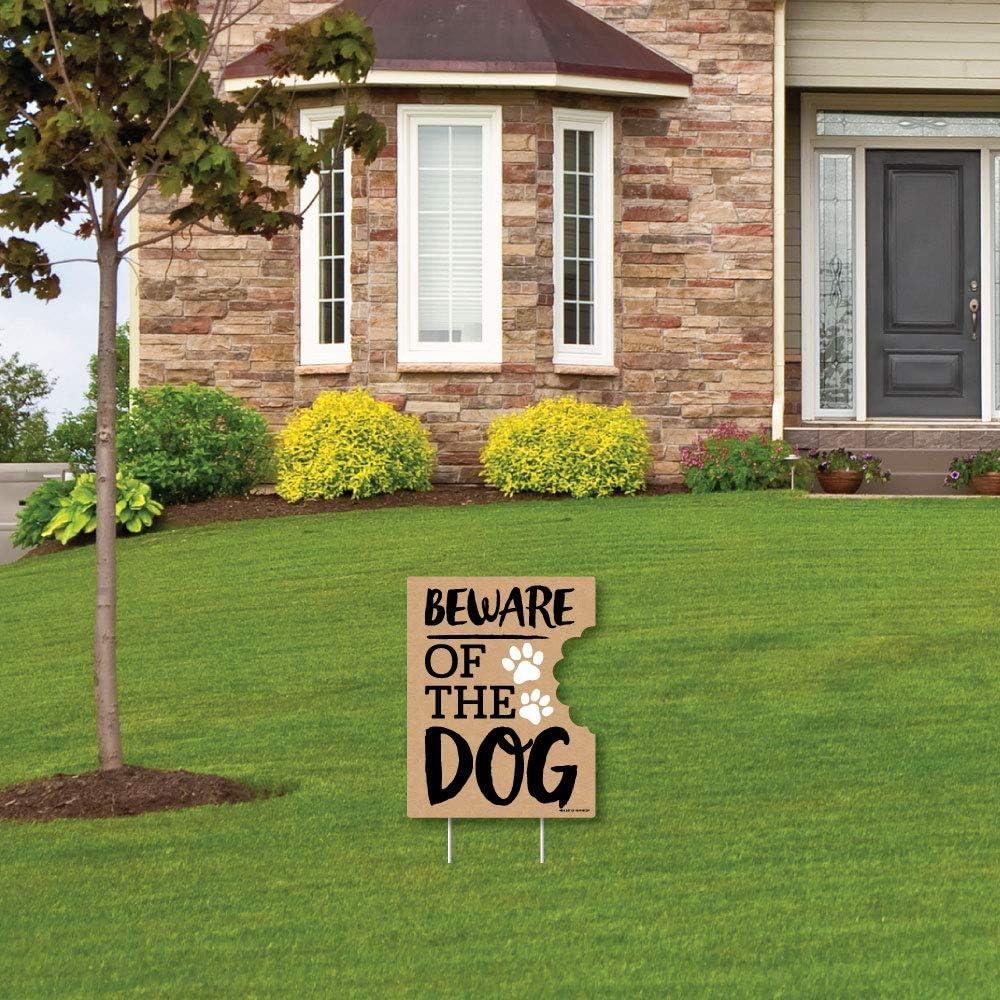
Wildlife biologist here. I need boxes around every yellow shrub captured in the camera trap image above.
[276,390,435,501]
[480,397,651,498]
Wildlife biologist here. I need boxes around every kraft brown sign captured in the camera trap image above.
[407,577,596,819]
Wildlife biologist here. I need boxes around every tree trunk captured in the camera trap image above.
[94,234,124,770]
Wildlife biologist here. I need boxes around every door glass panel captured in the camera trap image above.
[818,152,855,411]
[818,111,1000,138]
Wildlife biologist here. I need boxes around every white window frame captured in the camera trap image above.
[553,108,614,367]
[397,105,503,365]
[801,93,1000,422]
[299,106,353,366]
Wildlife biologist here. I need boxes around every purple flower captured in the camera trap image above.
[949,470,961,481]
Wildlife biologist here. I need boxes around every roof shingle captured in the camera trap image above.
[224,0,691,90]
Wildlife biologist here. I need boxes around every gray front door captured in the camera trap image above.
[866,150,981,418]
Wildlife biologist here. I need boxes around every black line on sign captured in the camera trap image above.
[425,634,549,641]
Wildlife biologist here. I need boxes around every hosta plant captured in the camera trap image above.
[42,473,164,545]
[10,478,74,548]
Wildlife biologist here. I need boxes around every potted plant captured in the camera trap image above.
[809,449,891,494]
[945,450,1000,494]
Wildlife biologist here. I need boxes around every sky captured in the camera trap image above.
[1,219,129,421]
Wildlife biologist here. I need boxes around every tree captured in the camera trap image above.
[0,349,54,461]
[0,1,385,770]
[50,324,131,469]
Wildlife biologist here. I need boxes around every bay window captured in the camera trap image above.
[398,106,502,364]
[553,108,614,366]
[299,107,352,366]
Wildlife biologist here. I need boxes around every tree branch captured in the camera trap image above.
[144,0,266,152]
[42,0,130,185]
[41,0,84,117]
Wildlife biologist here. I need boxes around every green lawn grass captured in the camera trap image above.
[1,493,998,997]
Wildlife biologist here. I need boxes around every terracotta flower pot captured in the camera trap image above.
[970,472,1000,495]
[817,470,864,495]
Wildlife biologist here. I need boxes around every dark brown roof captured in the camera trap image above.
[224,0,691,88]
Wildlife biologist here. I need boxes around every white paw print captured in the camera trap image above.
[518,689,554,726]
[502,642,544,685]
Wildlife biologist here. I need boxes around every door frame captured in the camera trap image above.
[800,92,1000,422]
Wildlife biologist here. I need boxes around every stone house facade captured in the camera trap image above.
[136,0,776,484]
[138,1,1000,488]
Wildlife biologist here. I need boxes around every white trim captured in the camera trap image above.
[126,185,141,391]
[552,108,614,368]
[800,93,1000,423]
[800,108,817,420]
[225,70,689,100]
[771,0,786,438]
[397,104,502,365]
[854,146,867,423]
[299,106,352,366]
[985,153,995,417]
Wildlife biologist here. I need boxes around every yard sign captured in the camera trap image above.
[407,577,596,821]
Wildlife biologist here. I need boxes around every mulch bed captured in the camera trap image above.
[22,483,686,558]
[0,766,264,822]
[163,483,684,529]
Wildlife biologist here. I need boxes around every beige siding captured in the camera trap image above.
[785,92,801,354]
[788,1,1000,89]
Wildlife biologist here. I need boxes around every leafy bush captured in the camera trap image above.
[680,422,791,493]
[275,389,435,501]
[41,473,163,545]
[120,384,273,504]
[10,478,74,548]
[49,325,130,471]
[480,397,650,498]
[946,449,1000,488]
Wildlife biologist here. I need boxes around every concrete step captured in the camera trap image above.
[856,448,959,474]
[792,445,969,495]
[867,471,962,496]
[786,424,1000,452]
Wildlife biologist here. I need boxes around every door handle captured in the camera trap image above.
[970,298,980,339]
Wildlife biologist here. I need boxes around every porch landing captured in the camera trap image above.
[785,423,1000,496]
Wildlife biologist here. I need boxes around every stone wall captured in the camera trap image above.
[137,1,777,482]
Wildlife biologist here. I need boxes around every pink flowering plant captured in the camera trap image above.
[680,422,792,493]
[945,449,1000,489]
[809,448,890,484]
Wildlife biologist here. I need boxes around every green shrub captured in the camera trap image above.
[120,384,273,504]
[10,478,74,548]
[680,422,791,493]
[480,397,651,498]
[275,389,435,501]
[41,473,163,545]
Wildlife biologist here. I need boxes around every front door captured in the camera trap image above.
[866,150,981,417]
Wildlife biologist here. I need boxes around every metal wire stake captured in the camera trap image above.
[540,818,545,864]
[447,817,452,864]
